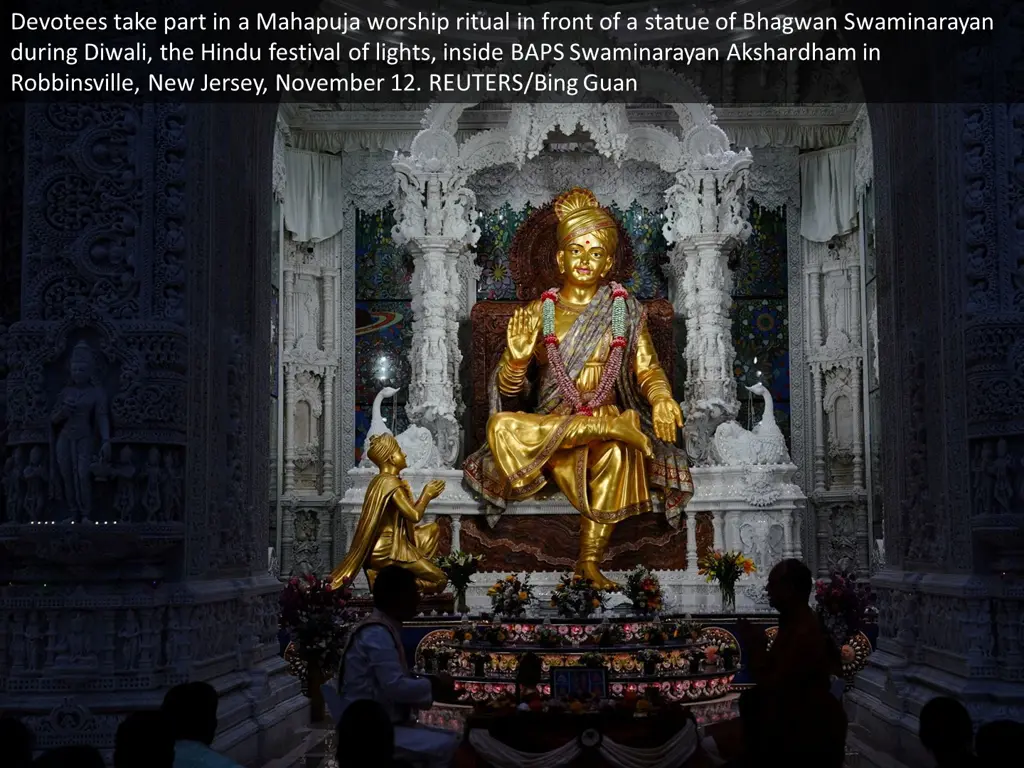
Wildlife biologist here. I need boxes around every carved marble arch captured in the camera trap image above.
[420,79,731,183]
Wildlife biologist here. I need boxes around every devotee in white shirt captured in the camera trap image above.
[337,565,458,768]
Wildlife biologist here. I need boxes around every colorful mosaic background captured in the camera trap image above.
[352,201,791,457]
[731,204,790,443]
[354,207,413,461]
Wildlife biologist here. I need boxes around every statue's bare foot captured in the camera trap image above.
[576,561,620,591]
[612,411,653,458]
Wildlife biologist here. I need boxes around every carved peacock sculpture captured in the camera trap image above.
[710,382,791,465]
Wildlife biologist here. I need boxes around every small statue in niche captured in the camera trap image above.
[3,447,25,523]
[112,446,138,522]
[50,341,111,522]
[161,451,182,521]
[141,447,162,522]
[24,613,43,671]
[119,610,141,670]
[992,438,1014,513]
[22,446,47,523]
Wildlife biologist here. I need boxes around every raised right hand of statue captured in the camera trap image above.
[424,479,446,499]
[506,306,541,363]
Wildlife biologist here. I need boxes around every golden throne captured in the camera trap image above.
[466,201,676,454]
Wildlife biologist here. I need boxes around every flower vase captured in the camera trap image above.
[719,583,736,613]
[456,588,469,615]
[307,664,326,723]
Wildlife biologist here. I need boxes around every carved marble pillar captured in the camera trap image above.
[392,129,481,466]
[0,103,304,761]
[711,510,725,552]
[685,508,699,574]
[662,149,753,464]
[811,365,827,493]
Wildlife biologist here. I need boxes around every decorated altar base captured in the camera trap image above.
[338,463,805,613]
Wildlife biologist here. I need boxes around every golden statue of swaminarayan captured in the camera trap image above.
[464,188,694,590]
[331,434,448,594]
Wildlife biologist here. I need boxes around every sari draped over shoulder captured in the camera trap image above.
[463,285,693,527]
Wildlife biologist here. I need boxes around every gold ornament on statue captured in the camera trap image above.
[463,188,693,591]
[330,434,448,594]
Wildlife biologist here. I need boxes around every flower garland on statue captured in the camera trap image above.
[541,283,628,417]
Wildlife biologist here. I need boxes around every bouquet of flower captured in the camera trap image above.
[590,622,624,647]
[536,625,565,648]
[487,573,535,617]
[624,566,663,614]
[640,620,670,646]
[697,550,756,611]
[579,652,606,669]
[435,551,484,612]
[814,571,874,645]
[278,573,352,677]
[551,573,607,618]
[670,618,704,642]
[636,648,664,674]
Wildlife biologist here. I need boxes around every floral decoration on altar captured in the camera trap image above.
[487,573,536,617]
[279,573,351,701]
[814,571,874,646]
[435,551,483,613]
[697,550,756,612]
[624,566,663,615]
[551,574,608,618]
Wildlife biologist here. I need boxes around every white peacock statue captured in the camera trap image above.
[710,382,791,466]
[358,386,443,470]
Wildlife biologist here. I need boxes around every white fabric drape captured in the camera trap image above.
[283,148,345,243]
[799,145,858,242]
[467,720,699,768]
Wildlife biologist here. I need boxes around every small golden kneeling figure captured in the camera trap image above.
[330,434,448,594]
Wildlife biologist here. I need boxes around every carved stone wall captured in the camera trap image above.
[846,101,1024,766]
[803,233,870,576]
[0,104,305,762]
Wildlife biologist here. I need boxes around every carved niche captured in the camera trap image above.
[290,368,323,490]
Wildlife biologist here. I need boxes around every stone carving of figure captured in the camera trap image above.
[50,341,111,522]
[992,439,1014,513]
[22,446,47,523]
[973,441,995,515]
[24,612,42,671]
[161,452,182,521]
[331,433,448,594]
[141,447,162,521]
[120,610,141,670]
[111,446,137,521]
[3,447,25,523]
[462,188,693,590]
[298,290,320,350]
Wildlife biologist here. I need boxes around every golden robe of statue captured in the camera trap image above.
[463,188,694,590]
[331,434,448,594]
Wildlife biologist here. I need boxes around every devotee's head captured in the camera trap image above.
[33,745,105,768]
[0,715,34,768]
[919,696,973,761]
[161,681,220,746]
[766,558,813,613]
[367,433,405,471]
[554,188,618,286]
[337,699,394,766]
[517,652,543,689]
[975,719,1022,761]
[115,711,175,768]
[373,565,420,622]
